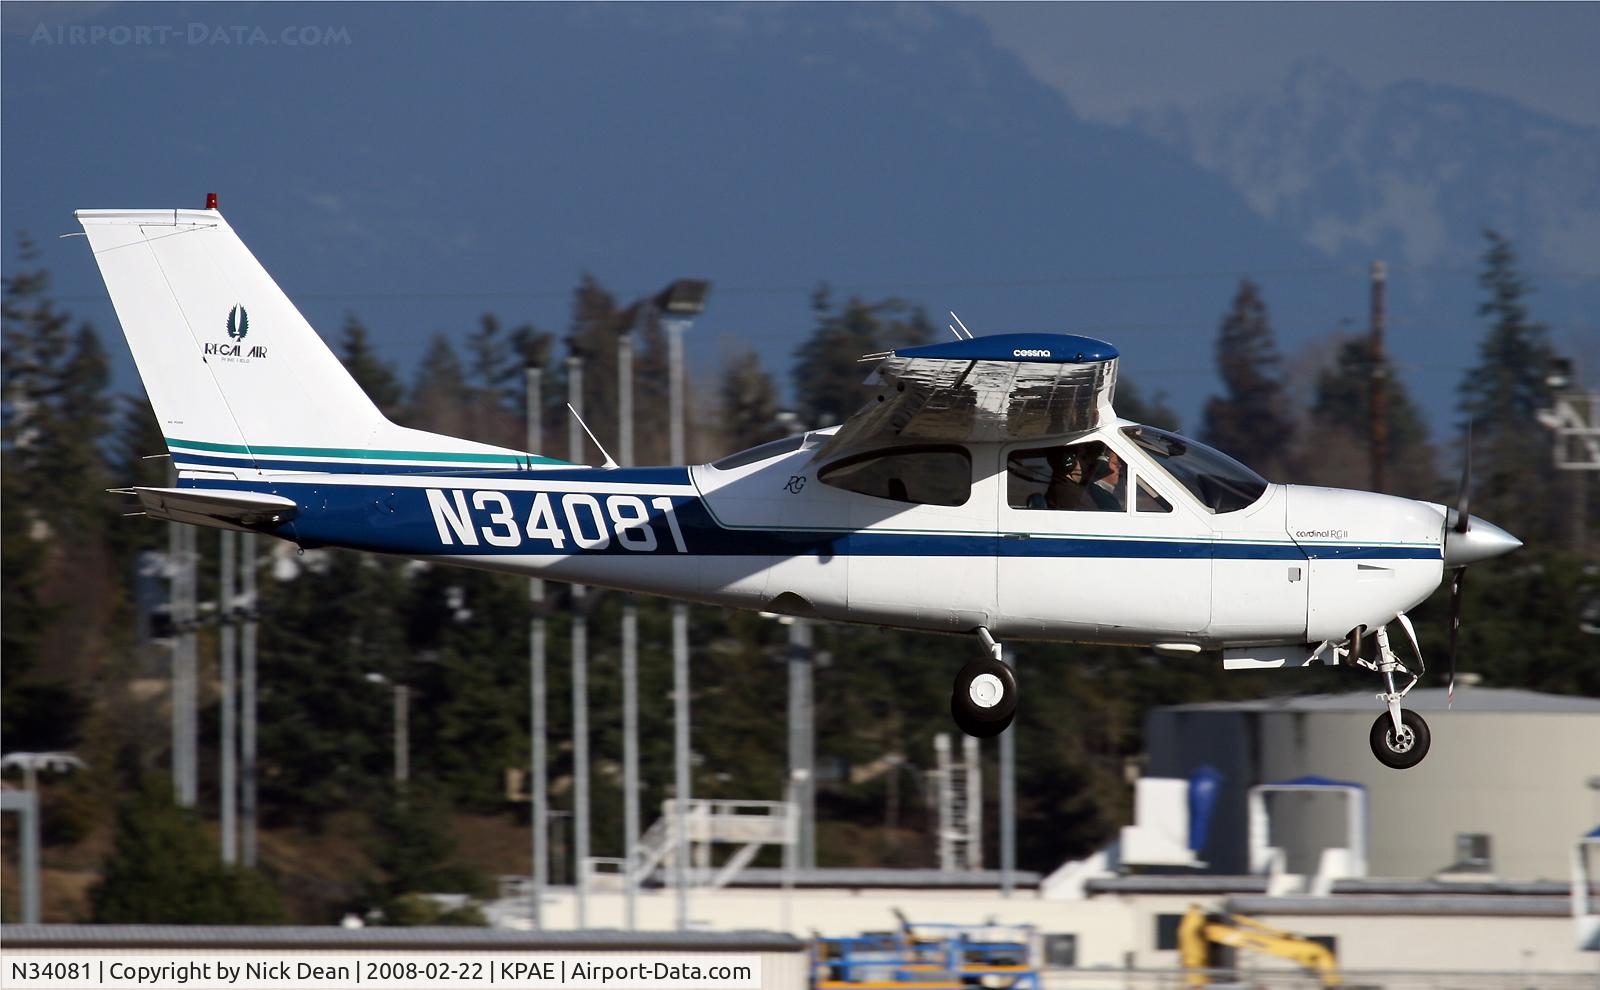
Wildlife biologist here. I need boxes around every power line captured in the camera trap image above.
[47,261,1598,307]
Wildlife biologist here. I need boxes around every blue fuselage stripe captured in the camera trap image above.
[186,477,1441,563]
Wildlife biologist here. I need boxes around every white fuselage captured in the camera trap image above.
[263,422,1447,652]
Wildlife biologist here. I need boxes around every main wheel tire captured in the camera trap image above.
[1369,709,1431,769]
[951,658,1018,727]
[951,693,1015,738]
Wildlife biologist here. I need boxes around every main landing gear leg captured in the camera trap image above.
[950,628,1018,739]
[1366,624,1431,770]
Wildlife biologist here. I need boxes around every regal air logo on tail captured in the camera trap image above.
[206,304,268,361]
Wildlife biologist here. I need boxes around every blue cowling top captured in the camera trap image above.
[891,333,1118,364]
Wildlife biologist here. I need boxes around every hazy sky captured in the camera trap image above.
[966,2,1600,127]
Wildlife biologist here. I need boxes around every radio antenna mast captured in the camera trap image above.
[566,403,619,469]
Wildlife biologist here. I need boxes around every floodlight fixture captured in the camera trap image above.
[656,279,711,316]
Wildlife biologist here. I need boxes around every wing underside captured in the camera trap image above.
[816,334,1119,463]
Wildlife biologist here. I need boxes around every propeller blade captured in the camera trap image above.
[1447,568,1465,708]
[1455,423,1472,534]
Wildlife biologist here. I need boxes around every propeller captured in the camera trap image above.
[1443,425,1472,707]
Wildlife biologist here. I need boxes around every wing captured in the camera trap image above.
[815,333,1119,463]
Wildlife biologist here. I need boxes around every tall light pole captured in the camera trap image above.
[786,618,816,870]
[0,752,82,925]
[657,278,710,930]
[364,673,409,786]
[618,326,640,930]
[241,531,259,866]
[567,353,590,928]
[526,363,548,929]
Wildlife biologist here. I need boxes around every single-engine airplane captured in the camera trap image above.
[78,202,1521,769]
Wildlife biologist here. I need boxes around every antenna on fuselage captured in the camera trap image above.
[566,403,620,469]
[949,311,975,340]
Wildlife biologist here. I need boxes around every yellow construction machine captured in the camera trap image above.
[1178,904,1340,987]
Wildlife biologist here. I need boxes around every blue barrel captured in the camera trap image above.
[1187,765,1224,853]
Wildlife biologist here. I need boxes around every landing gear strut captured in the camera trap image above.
[1341,620,1432,770]
[951,628,1017,738]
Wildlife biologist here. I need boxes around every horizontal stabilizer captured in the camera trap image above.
[121,487,298,530]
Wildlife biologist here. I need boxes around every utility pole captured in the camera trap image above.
[526,363,548,929]
[786,619,816,869]
[168,472,198,808]
[999,649,1016,896]
[658,279,710,930]
[618,327,640,930]
[1369,260,1388,494]
[668,306,691,929]
[567,353,590,928]
[394,683,410,786]
[220,529,238,864]
[241,531,259,866]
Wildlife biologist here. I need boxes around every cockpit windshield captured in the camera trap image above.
[1121,425,1268,513]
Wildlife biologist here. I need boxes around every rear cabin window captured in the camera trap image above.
[819,446,972,506]
[712,434,809,471]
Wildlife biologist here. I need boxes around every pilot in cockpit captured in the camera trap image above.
[1036,442,1126,511]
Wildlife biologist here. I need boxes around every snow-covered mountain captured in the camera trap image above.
[1130,59,1600,271]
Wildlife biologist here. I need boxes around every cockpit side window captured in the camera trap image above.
[818,445,972,506]
[1008,441,1128,512]
[1135,477,1172,513]
[1122,425,1268,513]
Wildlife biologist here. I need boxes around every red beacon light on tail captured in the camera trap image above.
[205,192,218,210]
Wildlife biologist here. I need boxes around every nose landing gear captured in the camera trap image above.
[1339,619,1432,769]
[950,628,1017,738]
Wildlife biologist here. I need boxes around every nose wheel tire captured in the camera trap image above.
[1369,709,1431,770]
[951,657,1018,738]
[951,695,1015,738]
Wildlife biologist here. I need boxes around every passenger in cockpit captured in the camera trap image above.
[1088,450,1127,512]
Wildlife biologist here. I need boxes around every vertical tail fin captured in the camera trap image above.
[76,206,551,476]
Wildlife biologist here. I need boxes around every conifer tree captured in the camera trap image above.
[562,275,621,461]
[1199,279,1295,478]
[92,776,284,923]
[1,237,114,750]
[339,314,405,420]
[407,335,470,439]
[1305,337,1439,499]
[1114,376,1182,433]
[719,351,785,452]
[793,286,933,429]
[1458,230,1560,535]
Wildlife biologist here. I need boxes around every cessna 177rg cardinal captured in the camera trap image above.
[77,202,1521,769]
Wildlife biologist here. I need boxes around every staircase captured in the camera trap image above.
[934,733,982,871]
[583,799,797,892]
